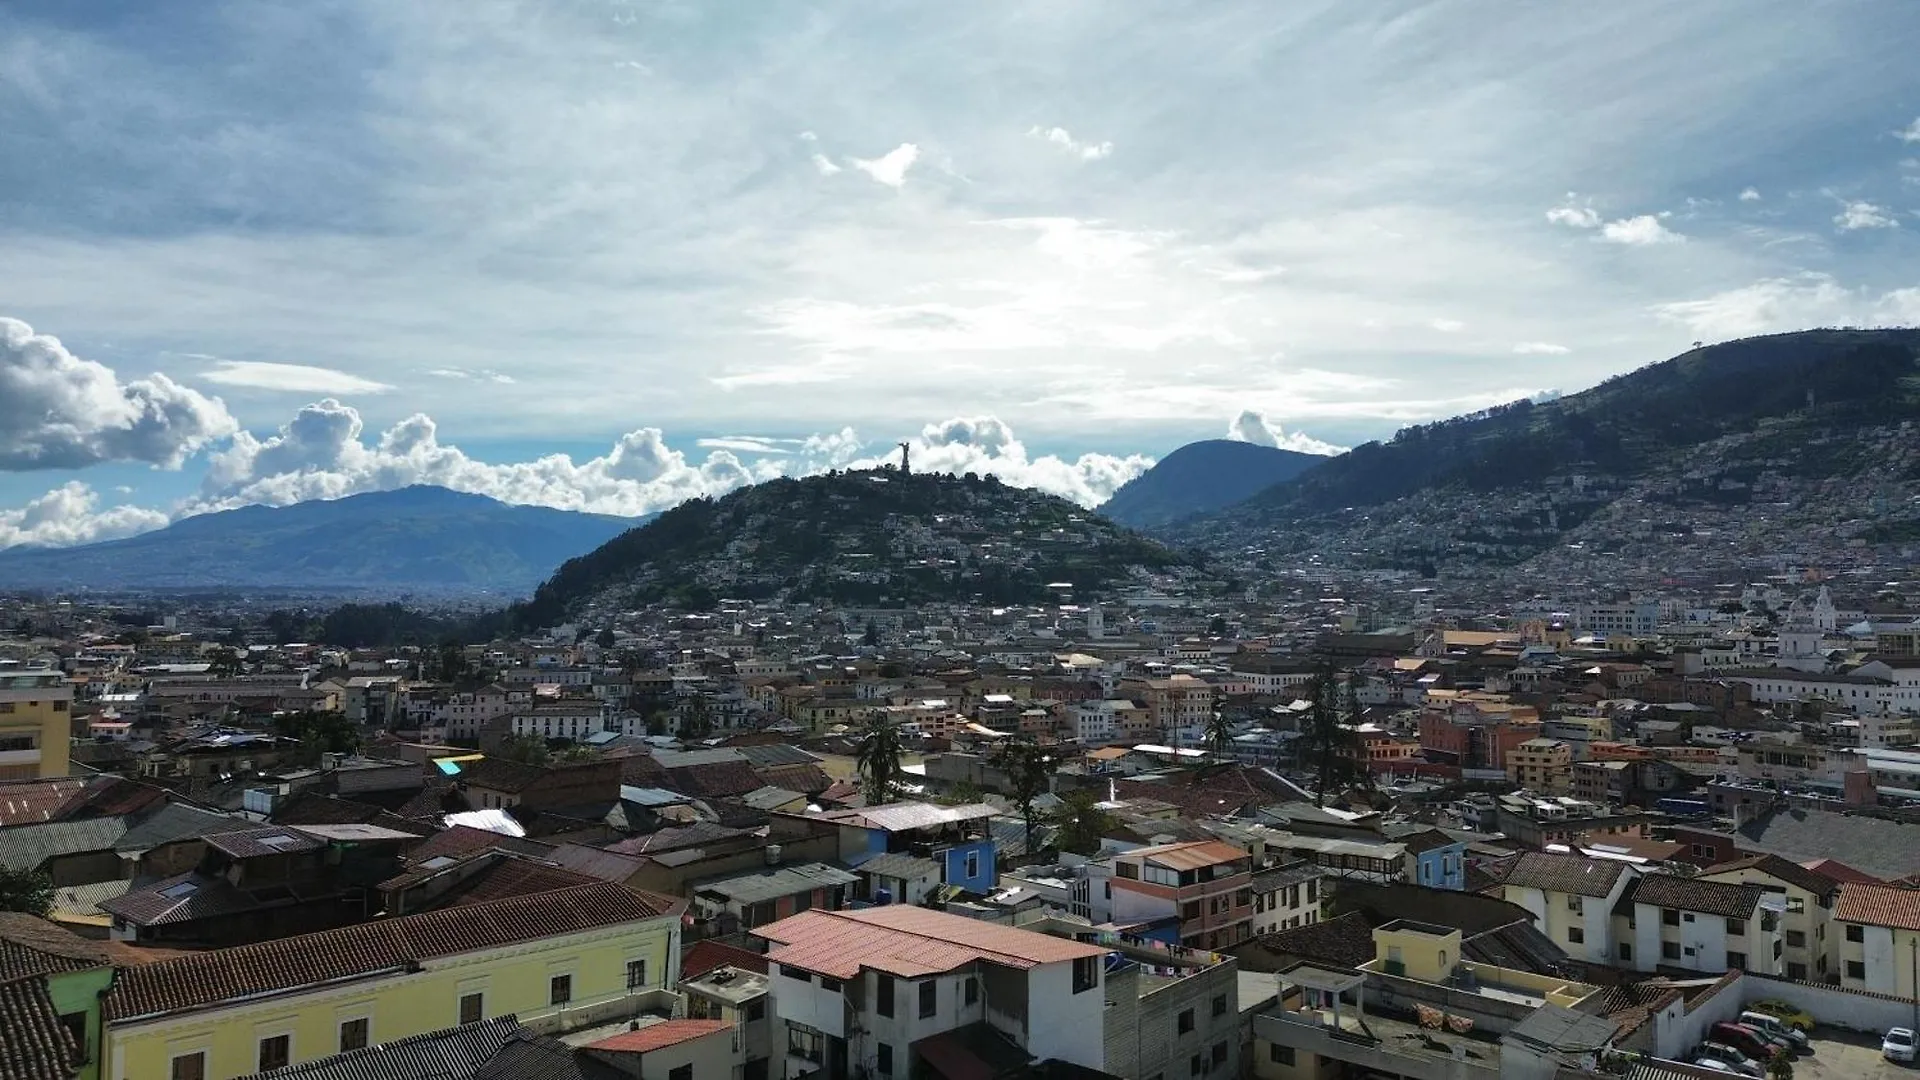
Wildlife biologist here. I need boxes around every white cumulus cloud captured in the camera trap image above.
[1512,342,1571,355]
[1545,205,1600,229]
[852,416,1153,507]
[1430,318,1466,333]
[1897,116,1920,143]
[0,482,170,549]
[1029,125,1113,161]
[1834,200,1899,230]
[1225,410,1347,456]
[1654,275,1920,339]
[1599,214,1683,245]
[850,143,920,188]
[1738,187,1762,201]
[199,359,395,394]
[0,316,237,470]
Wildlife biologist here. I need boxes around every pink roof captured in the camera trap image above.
[588,1019,732,1053]
[754,905,1107,980]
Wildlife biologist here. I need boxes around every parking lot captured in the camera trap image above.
[1786,1029,1917,1080]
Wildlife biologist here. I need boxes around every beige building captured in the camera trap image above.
[1698,854,1841,983]
[0,670,73,780]
[1505,738,1572,794]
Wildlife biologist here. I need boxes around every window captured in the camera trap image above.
[787,1024,823,1062]
[964,976,979,1005]
[549,974,572,1005]
[627,959,648,990]
[965,850,981,879]
[1785,930,1806,947]
[878,1043,895,1076]
[1307,879,1317,902]
[171,1053,207,1080]
[1682,913,1695,923]
[747,999,766,1021]
[1270,1044,1296,1066]
[1619,943,1632,962]
[919,979,938,1018]
[1177,1008,1195,1034]
[1568,927,1584,944]
[1728,951,1746,970]
[1566,895,1584,914]
[1662,908,1681,926]
[1787,962,1807,981]
[878,974,895,1017]
[1182,901,1202,920]
[781,964,813,983]
[1847,960,1866,980]
[1845,924,1864,943]
[1073,955,1099,994]
[1190,1053,1204,1076]
[1213,1042,1228,1066]
[1662,942,1681,960]
[669,1066,692,1080]
[58,1013,88,1062]
[459,992,484,1025]
[1727,918,1746,936]
[258,1035,290,1073]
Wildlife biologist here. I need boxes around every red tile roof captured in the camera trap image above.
[1801,858,1882,885]
[103,882,674,1021]
[0,779,88,827]
[754,905,1105,980]
[681,940,769,980]
[587,1019,731,1054]
[1834,882,1920,931]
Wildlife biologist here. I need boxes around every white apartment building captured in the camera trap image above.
[755,905,1108,1079]
[1574,601,1659,636]
[1726,668,1920,715]
[1250,861,1324,936]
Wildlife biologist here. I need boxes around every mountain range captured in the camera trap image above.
[0,486,642,595]
[1097,439,1325,528]
[1159,328,1920,574]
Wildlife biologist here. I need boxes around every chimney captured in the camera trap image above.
[765,844,783,866]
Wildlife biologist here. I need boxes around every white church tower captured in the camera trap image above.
[1085,604,1104,639]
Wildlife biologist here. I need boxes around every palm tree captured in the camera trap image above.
[855,717,904,805]
[1205,710,1234,761]
[992,737,1054,855]
[1294,662,1362,807]
[1050,788,1114,855]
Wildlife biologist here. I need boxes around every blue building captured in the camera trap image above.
[1395,827,1468,890]
[823,801,999,899]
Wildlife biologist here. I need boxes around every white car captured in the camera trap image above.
[1693,1059,1739,1074]
[1885,1027,1917,1063]
[1739,1012,1809,1051]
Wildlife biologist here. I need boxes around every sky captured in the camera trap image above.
[4,0,1920,549]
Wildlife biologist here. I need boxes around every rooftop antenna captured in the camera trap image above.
[898,441,911,475]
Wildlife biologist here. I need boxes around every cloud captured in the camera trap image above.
[0,482,170,549]
[0,316,237,471]
[1512,341,1572,355]
[183,399,1147,519]
[1029,125,1113,161]
[200,359,395,394]
[1654,275,1920,338]
[426,367,516,384]
[1430,318,1466,333]
[811,154,843,176]
[1545,204,1601,229]
[1599,214,1683,245]
[1834,200,1899,230]
[1738,187,1762,201]
[1898,116,1920,143]
[850,143,920,188]
[1225,410,1348,456]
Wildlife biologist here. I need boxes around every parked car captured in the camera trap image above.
[1885,1027,1917,1064]
[1740,1012,1810,1051]
[1747,1000,1815,1033]
[1699,1042,1764,1077]
[1711,1023,1787,1063]
[1693,1059,1739,1074]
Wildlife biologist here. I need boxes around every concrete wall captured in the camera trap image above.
[1132,957,1241,1080]
[1740,974,1920,1035]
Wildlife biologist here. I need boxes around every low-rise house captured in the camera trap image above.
[0,913,117,1080]
[100,881,681,1079]
[1495,851,1636,966]
[814,802,999,897]
[1697,853,1842,982]
[690,860,859,935]
[1251,861,1325,936]
[752,905,1112,1078]
[1833,881,1920,997]
[1616,873,1784,976]
[680,964,772,1077]
[1111,839,1255,950]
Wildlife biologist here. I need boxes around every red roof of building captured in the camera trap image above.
[1834,882,1920,932]
[1119,839,1249,871]
[587,1019,731,1053]
[682,939,769,980]
[1801,858,1882,885]
[754,905,1105,980]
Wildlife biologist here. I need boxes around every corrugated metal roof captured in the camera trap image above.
[1123,839,1249,871]
[693,862,859,904]
[754,905,1106,980]
[0,817,128,872]
[230,1016,523,1079]
[819,801,998,832]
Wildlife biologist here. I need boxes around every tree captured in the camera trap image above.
[863,620,881,648]
[0,865,54,917]
[992,737,1054,855]
[855,717,904,805]
[1294,663,1363,807]
[1204,710,1235,760]
[1050,788,1114,855]
[494,732,552,766]
[594,627,618,650]
[271,710,362,767]
[207,647,245,678]
[1766,1049,1793,1080]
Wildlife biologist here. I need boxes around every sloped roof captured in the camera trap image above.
[1627,874,1763,919]
[0,816,128,872]
[228,1016,524,1080]
[681,939,769,980]
[114,803,254,852]
[104,882,674,1020]
[0,977,78,1080]
[0,779,88,827]
[816,802,997,832]
[586,1019,731,1053]
[1121,839,1249,871]
[1834,881,1920,931]
[0,913,113,981]
[1501,852,1628,898]
[755,905,1105,980]
[1699,853,1840,900]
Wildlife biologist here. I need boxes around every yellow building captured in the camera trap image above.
[1505,738,1573,794]
[102,881,681,1080]
[0,670,73,780]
